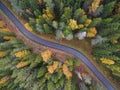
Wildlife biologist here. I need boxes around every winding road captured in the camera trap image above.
[0,1,115,90]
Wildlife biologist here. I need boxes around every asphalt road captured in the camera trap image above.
[0,1,115,90]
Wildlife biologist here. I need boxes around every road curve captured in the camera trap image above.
[0,1,115,90]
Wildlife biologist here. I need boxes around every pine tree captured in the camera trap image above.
[89,18,102,27]
[29,0,39,11]
[97,17,120,41]
[47,80,55,90]
[102,1,116,17]
[37,66,47,78]
[64,79,72,90]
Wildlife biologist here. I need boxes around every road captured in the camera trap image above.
[0,1,115,90]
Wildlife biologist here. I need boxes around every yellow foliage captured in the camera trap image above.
[89,27,97,34]
[0,51,6,58]
[47,65,54,74]
[24,23,33,32]
[78,24,84,29]
[117,8,120,14]
[0,28,11,32]
[52,61,59,70]
[89,0,101,13]
[47,61,58,74]
[87,27,97,38]
[3,36,15,40]
[87,33,95,38]
[100,57,115,65]
[66,72,72,80]
[16,61,29,68]
[41,50,52,62]
[43,11,54,19]
[46,7,54,19]
[46,7,50,14]
[85,19,92,27]
[36,18,39,23]
[0,76,9,84]
[37,0,46,3]
[64,60,69,65]
[25,9,31,14]
[47,13,54,19]
[81,9,86,15]
[116,2,120,14]
[15,50,29,58]
[43,0,46,2]
[0,21,5,28]
[81,73,86,78]
[62,64,72,79]
[45,72,49,78]
[62,64,69,74]
[69,19,78,30]
[112,40,118,44]
[37,0,41,3]
[42,14,48,19]
[61,34,65,38]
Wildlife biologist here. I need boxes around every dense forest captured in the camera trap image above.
[0,20,105,90]
[9,0,120,40]
[8,0,120,82]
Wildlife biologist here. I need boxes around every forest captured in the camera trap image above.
[0,0,120,89]
[0,20,105,90]
[8,0,120,82]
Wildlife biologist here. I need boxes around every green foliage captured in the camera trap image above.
[61,7,72,22]
[38,78,46,87]
[74,8,82,20]
[0,39,22,50]
[0,30,14,36]
[64,79,72,90]
[65,33,73,40]
[38,15,46,24]
[93,36,120,80]
[9,0,23,14]
[98,17,120,41]
[108,33,120,41]
[14,68,30,84]
[79,15,87,24]
[35,23,44,33]
[55,30,63,40]
[0,70,11,78]
[29,18,36,31]
[0,33,83,90]
[52,21,58,29]
[9,0,119,41]
[43,24,52,33]
[37,66,47,78]
[59,76,65,86]
[0,29,82,89]
[107,64,120,77]
[34,9,41,17]
[7,81,19,90]
[92,5,104,17]
[102,1,116,17]
[29,0,39,11]
[19,0,27,11]
[83,0,92,11]
[0,25,106,90]
[52,72,63,83]
[93,47,111,56]
[0,57,12,71]
[30,55,42,69]
[111,14,120,22]
[90,18,102,27]
[47,81,55,90]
